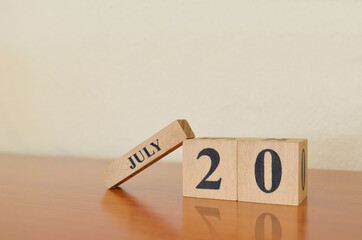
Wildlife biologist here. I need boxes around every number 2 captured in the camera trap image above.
[196,148,222,190]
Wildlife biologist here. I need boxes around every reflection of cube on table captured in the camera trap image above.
[182,197,238,239]
[237,201,307,239]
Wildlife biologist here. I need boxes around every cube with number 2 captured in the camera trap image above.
[183,138,238,201]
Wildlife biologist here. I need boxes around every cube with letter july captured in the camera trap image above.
[237,138,308,205]
[183,138,238,201]
[103,119,195,188]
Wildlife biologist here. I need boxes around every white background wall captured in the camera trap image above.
[1,0,361,170]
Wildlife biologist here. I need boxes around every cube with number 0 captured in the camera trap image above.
[183,138,238,201]
[237,138,308,205]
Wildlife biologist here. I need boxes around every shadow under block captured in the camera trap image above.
[237,138,308,206]
[183,138,238,201]
[103,119,195,188]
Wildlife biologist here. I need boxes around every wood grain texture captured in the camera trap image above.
[0,154,361,240]
[103,119,194,188]
[183,138,238,200]
[238,138,308,205]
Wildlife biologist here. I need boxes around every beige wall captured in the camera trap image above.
[1,1,361,170]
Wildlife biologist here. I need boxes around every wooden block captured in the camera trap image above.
[182,197,238,239]
[183,138,238,200]
[237,138,308,205]
[103,119,195,188]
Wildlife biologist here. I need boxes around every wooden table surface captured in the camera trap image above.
[0,154,361,240]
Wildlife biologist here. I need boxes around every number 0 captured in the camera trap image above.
[254,149,282,193]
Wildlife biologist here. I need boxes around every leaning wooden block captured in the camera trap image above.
[183,138,238,201]
[103,119,195,188]
[237,138,308,205]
